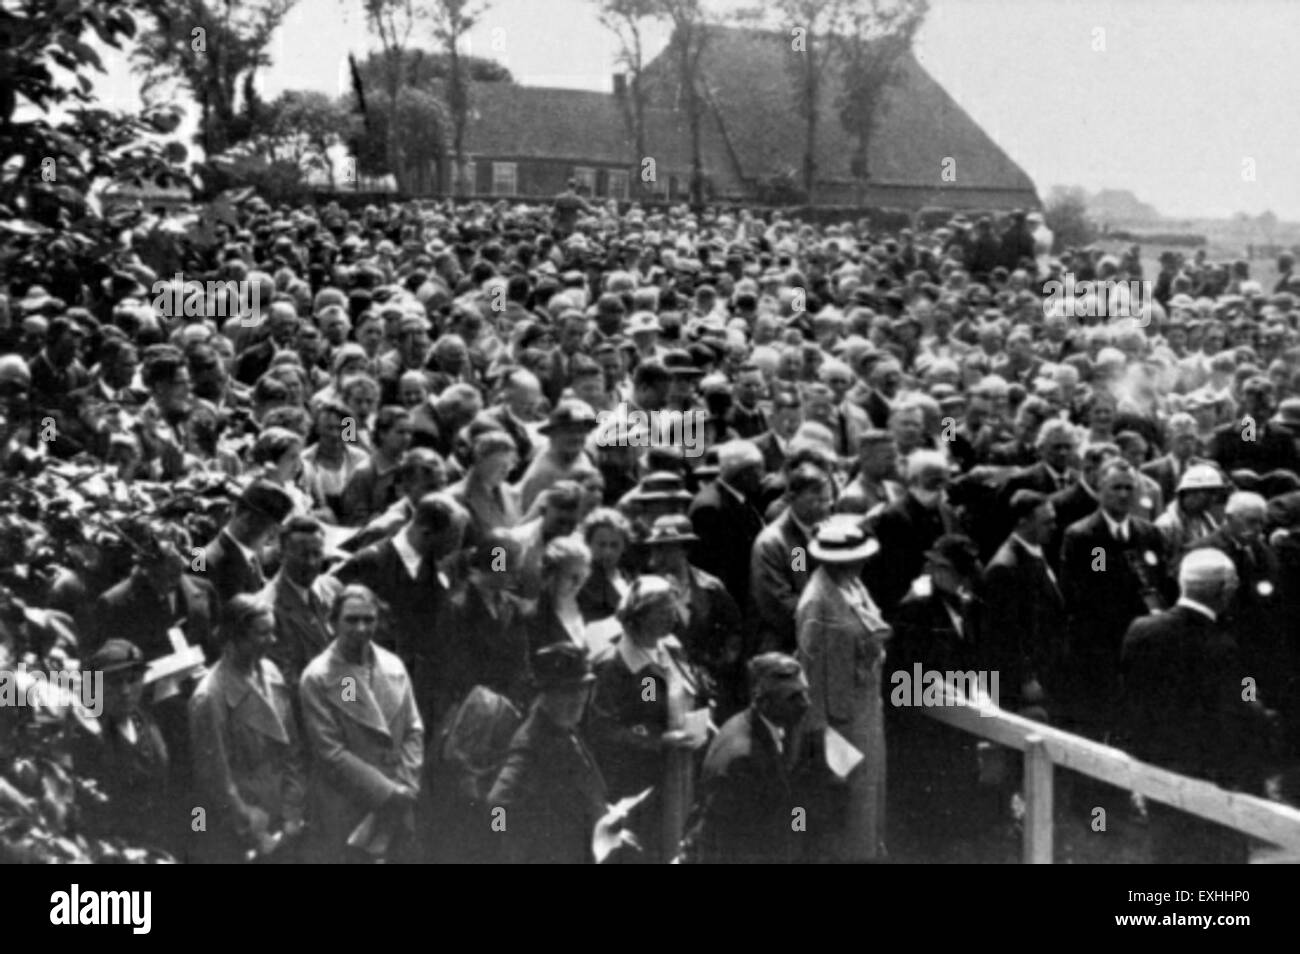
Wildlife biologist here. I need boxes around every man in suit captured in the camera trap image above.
[446,429,520,549]
[1141,411,1201,504]
[1119,548,1275,862]
[863,450,959,616]
[981,492,1065,715]
[299,583,424,863]
[999,418,1078,503]
[751,462,833,653]
[1209,376,1300,475]
[482,368,541,483]
[837,430,904,517]
[689,439,765,611]
[1046,442,1121,571]
[683,653,833,864]
[1192,491,1287,703]
[258,516,341,691]
[724,364,768,438]
[751,388,801,475]
[232,302,299,386]
[1058,459,1172,740]
[332,492,468,726]
[199,479,295,604]
[89,526,219,664]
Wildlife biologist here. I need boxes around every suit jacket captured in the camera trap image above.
[332,539,455,723]
[751,430,788,475]
[750,510,814,654]
[258,571,341,689]
[1119,605,1271,787]
[447,474,520,550]
[201,528,267,605]
[298,641,424,862]
[684,708,830,864]
[1192,528,1284,678]
[1209,419,1300,475]
[863,494,957,616]
[487,707,608,864]
[1046,481,1098,569]
[725,403,767,439]
[688,480,764,610]
[439,581,530,707]
[188,656,307,862]
[1141,454,1184,505]
[90,571,219,663]
[981,536,1065,706]
[677,565,744,677]
[577,566,624,623]
[1059,510,1170,697]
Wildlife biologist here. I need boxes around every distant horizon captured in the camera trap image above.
[85,0,1300,220]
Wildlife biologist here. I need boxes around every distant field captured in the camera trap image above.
[1094,237,1281,292]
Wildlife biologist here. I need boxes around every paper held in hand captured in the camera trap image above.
[592,786,653,863]
[824,726,865,779]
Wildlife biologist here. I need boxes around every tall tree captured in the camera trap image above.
[768,0,843,204]
[592,0,656,193]
[833,0,927,202]
[132,0,297,156]
[655,0,710,210]
[430,0,490,197]
[360,0,430,192]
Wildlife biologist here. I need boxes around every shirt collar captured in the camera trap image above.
[757,712,786,754]
[1176,597,1217,622]
[1012,533,1045,558]
[392,526,423,580]
[1101,511,1131,539]
[617,635,670,674]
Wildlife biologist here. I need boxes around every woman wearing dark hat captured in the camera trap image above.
[587,575,707,863]
[488,644,631,864]
[73,639,176,855]
[188,595,307,863]
[796,516,889,861]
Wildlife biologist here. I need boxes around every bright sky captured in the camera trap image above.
[90,0,1300,220]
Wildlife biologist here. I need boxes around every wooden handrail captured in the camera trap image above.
[918,680,1300,857]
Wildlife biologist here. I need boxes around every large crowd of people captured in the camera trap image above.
[1,186,1298,863]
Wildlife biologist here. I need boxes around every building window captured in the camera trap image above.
[491,162,517,196]
[573,166,597,196]
[608,169,630,200]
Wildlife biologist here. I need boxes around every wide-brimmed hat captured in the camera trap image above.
[239,479,295,523]
[642,514,698,546]
[1271,397,1300,433]
[923,534,981,579]
[89,638,147,675]
[625,311,662,335]
[808,517,879,563]
[629,471,693,503]
[530,643,596,690]
[539,398,598,435]
[1176,463,1228,494]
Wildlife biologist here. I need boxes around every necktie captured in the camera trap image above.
[250,552,266,587]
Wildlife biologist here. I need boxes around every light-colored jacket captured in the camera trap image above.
[188,657,306,862]
[299,640,424,861]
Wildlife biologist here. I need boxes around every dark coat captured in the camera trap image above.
[257,571,341,690]
[688,480,764,610]
[1209,420,1300,475]
[725,403,767,439]
[683,708,832,864]
[1140,454,1183,505]
[750,510,814,654]
[486,707,608,864]
[332,539,455,724]
[200,528,267,605]
[1059,510,1171,715]
[439,581,530,708]
[751,430,788,475]
[576,566,623,623]
[1118,605,1272,787]
[89,571,219,663]
[1191,528,1285,691]
[981,535,1066,708]
[863,494,958,616]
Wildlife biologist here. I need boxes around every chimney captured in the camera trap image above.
[613,72,627,99]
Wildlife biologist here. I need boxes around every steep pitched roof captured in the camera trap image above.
[461,84,739,190]
[642,25,1037,196]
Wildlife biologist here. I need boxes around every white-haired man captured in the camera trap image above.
[689,440,765,611]
[1119,547,1275,863]
[863,449,957,615]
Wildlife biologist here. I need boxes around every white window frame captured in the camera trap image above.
[491,161,517,196]
[607,169,630,201]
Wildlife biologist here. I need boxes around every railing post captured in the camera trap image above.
[1023,735,1053,864]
